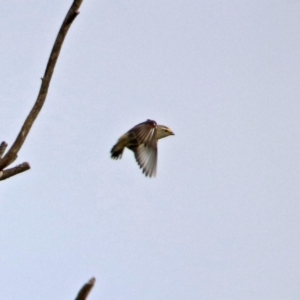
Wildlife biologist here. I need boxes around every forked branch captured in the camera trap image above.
[0,0,84,180]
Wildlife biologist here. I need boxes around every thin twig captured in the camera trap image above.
[0,142,7,158]
[0,0,84,171]
[0,162,30,181]
[75,278,96,300]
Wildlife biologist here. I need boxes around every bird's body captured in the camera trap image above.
[111,119,174,177]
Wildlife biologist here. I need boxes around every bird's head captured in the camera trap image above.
[156,125,175,139]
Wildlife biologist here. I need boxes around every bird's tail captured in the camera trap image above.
[111,142,124,159]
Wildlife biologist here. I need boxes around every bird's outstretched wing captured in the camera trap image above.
[134,144,157,177]
[129,119,158,177]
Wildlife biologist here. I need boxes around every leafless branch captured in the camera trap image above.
[0,162,30,181]
[0,0,84,179]
[0,142,8,158]
[74,278,96,300]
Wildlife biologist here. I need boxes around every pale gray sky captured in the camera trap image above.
[1,1,300,299]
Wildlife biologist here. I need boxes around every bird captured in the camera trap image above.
[110,119,174,177]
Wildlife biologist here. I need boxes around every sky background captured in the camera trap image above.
[1,1,300,299]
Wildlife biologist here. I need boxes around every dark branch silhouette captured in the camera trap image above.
[75,278,96,300]
[0,141,7,158]
[0,0,84,180]
[0,162,30,181]
[1,2,97,298]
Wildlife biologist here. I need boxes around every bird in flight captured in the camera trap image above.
[111,119,174,177]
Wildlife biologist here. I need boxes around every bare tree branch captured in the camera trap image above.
[0,0,84,177]
[1,2,96,298]
[74,278,96,300]
[0,162,30,181]
[0,142,8,158]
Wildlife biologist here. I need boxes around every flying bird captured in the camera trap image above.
[111,119,174,177]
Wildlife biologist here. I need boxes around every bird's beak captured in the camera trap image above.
[169,130,175,135]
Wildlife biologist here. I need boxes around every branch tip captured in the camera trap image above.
[0,162,31,181]
[0,141,8,158]
[88,277,96,284]
[75,277,96,300]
